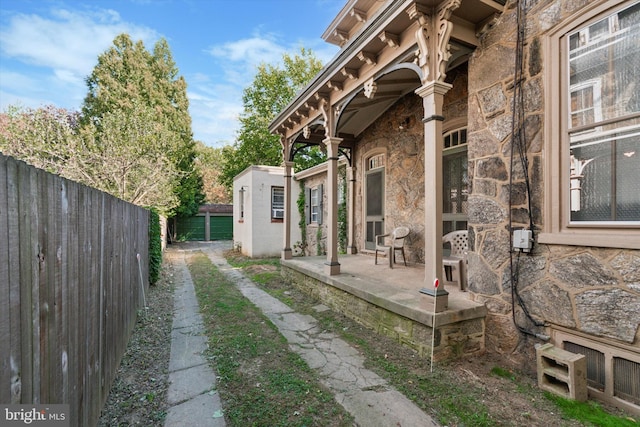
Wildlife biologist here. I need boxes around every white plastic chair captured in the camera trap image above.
[375,226,410,268]
[442,230,468,290]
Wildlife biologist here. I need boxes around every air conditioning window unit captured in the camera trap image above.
[273,209,284,219]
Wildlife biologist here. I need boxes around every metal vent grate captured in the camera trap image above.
[614,357,640,405]
[564,341,605,391]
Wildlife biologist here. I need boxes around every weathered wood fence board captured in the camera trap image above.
[0,154,150,426]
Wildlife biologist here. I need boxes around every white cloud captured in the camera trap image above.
[205,32,288,88]
[188,81,243,147]
[208,35,285,65]
[0,7,159,86]
[0,68,80,111]
[0,69,38,95]
[195,30,337,147]
[0,4,340,147]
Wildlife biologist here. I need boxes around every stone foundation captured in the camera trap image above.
[282,265,485,362]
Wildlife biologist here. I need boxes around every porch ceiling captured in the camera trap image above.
[270,0,505,151]
[337,67,421,138]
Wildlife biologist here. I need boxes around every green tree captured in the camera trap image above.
[219,47,326,189]
[195,141,231,204]
[0,103,181,214]
[0,105,79,174]
[82,33,204,216]
[73,101,180,212]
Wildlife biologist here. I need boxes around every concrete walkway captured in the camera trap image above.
[164,248,225,427]
[164,242,438,427]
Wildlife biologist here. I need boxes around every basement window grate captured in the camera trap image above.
[553,328,639,413]
[564,341,605,391]
[614,357,640,405]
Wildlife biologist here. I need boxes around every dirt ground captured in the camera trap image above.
[97,262,175,426]
[98,254,635,426]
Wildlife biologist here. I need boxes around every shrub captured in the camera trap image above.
[148,208,162,285]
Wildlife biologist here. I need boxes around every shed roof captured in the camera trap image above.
[199,204,233,214]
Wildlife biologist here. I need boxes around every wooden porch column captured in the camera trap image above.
[416,81,451,290]
[346,165,357,254]
[282,160,294,260]
[324,136,342,275]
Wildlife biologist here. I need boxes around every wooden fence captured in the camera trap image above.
[0,154,150,426]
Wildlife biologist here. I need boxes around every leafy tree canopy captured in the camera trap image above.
[0,103,181,214]
[0,105,79,175]
[219,47,326,189]
[195,141,231,204]
[1,34,205,217]
[82,33,204,216]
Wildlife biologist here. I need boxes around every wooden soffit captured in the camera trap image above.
[270,0,505,146]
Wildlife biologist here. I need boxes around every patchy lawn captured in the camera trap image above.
[99,249,639,427]
[225,250,639,427]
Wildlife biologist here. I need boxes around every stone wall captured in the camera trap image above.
[466,0,640,364]
[282,265,485,361]
[299,172,327,256]
[353,93,424,262]
[293,0,639,371]
[351,67,468,264]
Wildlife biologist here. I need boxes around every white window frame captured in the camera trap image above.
[310,187,319,223]
[271,186,284,220]
[569,79,602,132]
[540,0,640,249]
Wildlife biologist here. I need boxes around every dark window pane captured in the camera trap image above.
[367,170,383,216]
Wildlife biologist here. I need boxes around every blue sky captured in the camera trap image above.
[0,0,343,147]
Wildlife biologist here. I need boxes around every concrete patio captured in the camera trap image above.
[281,253,487,361]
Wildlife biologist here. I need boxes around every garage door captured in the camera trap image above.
[210,215,233,240]
[176,216,205,241]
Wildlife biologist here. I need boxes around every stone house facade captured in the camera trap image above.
[271,0,639,413]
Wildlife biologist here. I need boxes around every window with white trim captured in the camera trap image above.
[542,1,640,248]
[310,187,319,223]
[567,3,640,222]
[271,186,284,220]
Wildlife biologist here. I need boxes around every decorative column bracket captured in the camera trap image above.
[407,0,461,83]
[350,7,366,23]
[340,67,359,80]
[334,29,349,46]
[364,77,378,99]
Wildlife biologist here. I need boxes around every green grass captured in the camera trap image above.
[225,252,495,426]
[545,392,640,427]
[188,251,353,427]
[226,255,280,269]
[225,252,640,427]
[491,365,516,381]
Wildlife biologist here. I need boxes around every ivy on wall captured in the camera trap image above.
[296,180,308,255]
[316,225,325,255]
[296,165,348,256]
[338,166,347,254]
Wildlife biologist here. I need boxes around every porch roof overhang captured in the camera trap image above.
[269,0,505,159]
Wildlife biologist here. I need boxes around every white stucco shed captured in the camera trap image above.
[233,165,301,258]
